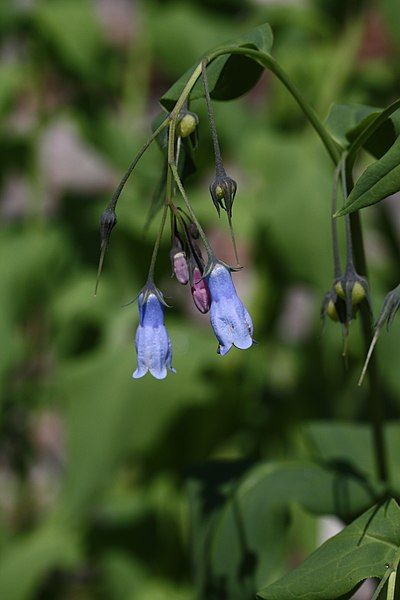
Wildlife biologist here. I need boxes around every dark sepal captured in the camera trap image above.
[95,207,117,295]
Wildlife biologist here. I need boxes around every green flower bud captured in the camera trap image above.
[177,111,199,138]
[209,174,237,218]
[334,271,369,320]
[321,290,347,325]
[335,279,366,305]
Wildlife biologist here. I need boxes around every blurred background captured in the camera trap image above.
[1,0,400,598]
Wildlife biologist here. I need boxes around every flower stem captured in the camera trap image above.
[147,204,169,282]
[108,116,170,212]
[201,60,225,176]
[169,162,214,262]
[207,47,341,164]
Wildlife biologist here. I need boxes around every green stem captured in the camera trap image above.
[207,48,341,164]
[108,116,170,211]
[169,163,214,262]
[147,204,169,282]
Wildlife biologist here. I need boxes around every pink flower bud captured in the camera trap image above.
[172,251,189,285]
[191,267,211,314]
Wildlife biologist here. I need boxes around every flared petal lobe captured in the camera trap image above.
[133,291,175,380]
[206,263,253,355]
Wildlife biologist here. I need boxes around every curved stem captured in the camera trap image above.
[207,47,341,164]
[109,116,170,212]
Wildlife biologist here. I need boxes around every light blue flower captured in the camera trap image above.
[206,262,253,356]
[133,289,175,380]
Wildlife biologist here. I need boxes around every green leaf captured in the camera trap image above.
[336,136,400,217]
[258,499,400,600]
[188,459,381,599]
[325,104,379,147]
[325,103,400,158]
[160,23,273,110]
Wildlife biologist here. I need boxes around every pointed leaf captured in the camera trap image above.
[160,23,273,110]
[337,136,400,216]
[258,500,400,600]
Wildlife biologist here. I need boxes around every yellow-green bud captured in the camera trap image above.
[215,185,224,201]
[351,281,366,305]
[177,113,197,138]
[334,281,344,299]
[335,280,366,305]
[327,299,339,322]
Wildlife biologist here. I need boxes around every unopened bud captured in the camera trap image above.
[335,279,366,305]
[100,207,117,246]
[177,111,199,138]
[326,299,339,322]
[321,290,346,325]
[172,250,189,285]
[210,174,237,217]
[334,271,368,322]
[95,207,117,295]
[170,237,189,285]
[191,267,211,314]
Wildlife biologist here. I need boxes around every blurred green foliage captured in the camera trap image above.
[2,0,400,598]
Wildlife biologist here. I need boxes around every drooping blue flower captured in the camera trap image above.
[206,262,253,356]
[133,288,175,380]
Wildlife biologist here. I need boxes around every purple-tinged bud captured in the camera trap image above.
[170,236,189,285]
[210,174,237,218]
[191,267,211,314]
[173,250,189,285]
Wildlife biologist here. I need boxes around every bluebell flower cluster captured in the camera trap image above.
[97,95,255,381]
[132,260,254,379]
